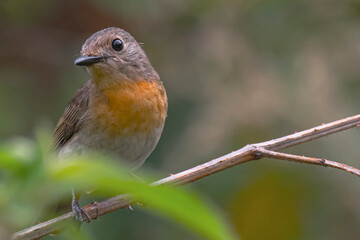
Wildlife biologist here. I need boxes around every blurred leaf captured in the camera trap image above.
[51,154,236,240]
[0,149,24,173]
[0,137,35,173]
[60,224,95,240]
[0,133,236,240]
[0,183,6,208]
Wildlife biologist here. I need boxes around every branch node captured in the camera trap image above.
[253,150,263,160]
[87,201,99,219]
[320,158,326,166]
[245,144,263,160]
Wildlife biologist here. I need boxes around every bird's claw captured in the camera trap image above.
[72,199,91,223]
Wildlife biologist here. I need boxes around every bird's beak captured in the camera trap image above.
[74,55,109,66]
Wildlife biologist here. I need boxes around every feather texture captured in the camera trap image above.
[52,81,91,151]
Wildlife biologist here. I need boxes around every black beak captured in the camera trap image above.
[74,55,109,66]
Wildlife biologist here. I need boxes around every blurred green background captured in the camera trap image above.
[1,0,360,239]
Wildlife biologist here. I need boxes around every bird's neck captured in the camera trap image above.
[88,66,160,91]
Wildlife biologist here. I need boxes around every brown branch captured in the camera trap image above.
[12,114,360,240]
[256,148,360,177]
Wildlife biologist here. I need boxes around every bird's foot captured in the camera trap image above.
[72,199,91,223]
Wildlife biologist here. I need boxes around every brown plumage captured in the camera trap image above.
[52,81,90,151]
[52,27,167,222]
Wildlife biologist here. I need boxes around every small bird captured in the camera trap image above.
[52,27,168,222]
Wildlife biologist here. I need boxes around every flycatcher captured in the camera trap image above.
[52,27,168,222]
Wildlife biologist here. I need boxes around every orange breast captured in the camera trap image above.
[91,80,167,137]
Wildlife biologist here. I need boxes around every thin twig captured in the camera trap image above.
[12,114,360,240]
[256,148,360,176]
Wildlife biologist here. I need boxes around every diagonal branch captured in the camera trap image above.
[12,114,360,240]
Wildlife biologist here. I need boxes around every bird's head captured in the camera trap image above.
[75,27,158,86]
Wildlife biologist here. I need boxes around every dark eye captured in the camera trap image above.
[112,38,124,51]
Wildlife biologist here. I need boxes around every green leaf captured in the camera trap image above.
[51,154,236,240]
[0,137,36,173]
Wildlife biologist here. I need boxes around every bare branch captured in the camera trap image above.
[12,114,360,240]
[256,148,360,177]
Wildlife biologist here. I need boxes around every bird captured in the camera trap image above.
[52,27,168,222]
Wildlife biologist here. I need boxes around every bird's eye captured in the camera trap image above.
[112,38,124,51]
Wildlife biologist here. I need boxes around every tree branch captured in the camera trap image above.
[12,114,360,240]
[256,148,360,176]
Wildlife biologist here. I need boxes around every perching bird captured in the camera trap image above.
[52,27,168,222]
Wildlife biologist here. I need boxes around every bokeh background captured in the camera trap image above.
[1,0,360,239]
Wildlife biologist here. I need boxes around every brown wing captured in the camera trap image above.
[52,81,91,151]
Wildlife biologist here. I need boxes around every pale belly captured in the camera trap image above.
[59,125,164,170]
